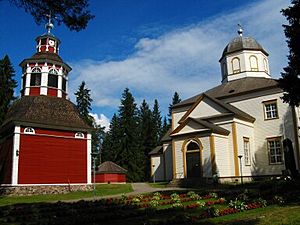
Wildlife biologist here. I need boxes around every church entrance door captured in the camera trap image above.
[185,141,201,178]
[186,152,201,178]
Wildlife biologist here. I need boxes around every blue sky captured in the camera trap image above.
[0,0,289,130]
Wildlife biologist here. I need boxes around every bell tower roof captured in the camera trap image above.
[219,26,271,83]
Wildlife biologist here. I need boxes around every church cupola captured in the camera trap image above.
[19,16,71,99]
[219,25,271,83]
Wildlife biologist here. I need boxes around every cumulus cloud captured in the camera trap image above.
[89,113,110,132]
[69,0,288,119]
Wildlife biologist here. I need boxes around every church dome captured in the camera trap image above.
[221,36,268,60]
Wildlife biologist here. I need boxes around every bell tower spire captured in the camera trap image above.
[19,17,72,99]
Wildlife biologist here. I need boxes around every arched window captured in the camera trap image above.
[75,132,84,139]
[187,141,200,152]
[30,67,41,86]
[24,127,35,134]
[231,57,241,74]
[48,68,58,88]
[263,58,268,73]
[249,55,258,71]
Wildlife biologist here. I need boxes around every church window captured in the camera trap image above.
[231,57,241,74]
[249,55,258,71]
[48,69,58,88]
[75,132,84,138]
[30,67,41,86]
[263,58,268,73]
[62,77,67,92]
[187,141,200,152]
[22,75,26,90]
[40,38,47,45]
[243,137,251,166]
[267,137,283,164]
[263,100,278,119]
[24,127,35,134]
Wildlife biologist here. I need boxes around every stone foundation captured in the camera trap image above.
[0,185,93,196]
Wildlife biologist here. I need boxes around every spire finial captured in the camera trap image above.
[237,23,243,37]
[45,12,54,34]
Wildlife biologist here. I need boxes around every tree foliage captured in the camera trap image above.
[279,0,300,106]
[10,0,94,31]
[75,81,93,125]
[0,55,17,125]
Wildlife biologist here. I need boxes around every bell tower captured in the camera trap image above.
[20,14,71,99]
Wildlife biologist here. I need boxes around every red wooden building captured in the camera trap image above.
[0,21,92,186]
[94,161,127,184]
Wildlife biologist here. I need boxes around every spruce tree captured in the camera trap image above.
[75,81,93,125]
[167,92,181,127]
[0,55,17,125]
[160,116,169,140]
[152,99,162,145]
[279,0,300,106]
[118,88,143,182]
[138,99,156,180]
[102,114,122,162]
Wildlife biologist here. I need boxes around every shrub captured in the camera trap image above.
[228,198,246,211]
[149,200,159,208]
[210,192,218,198]
[207,206,219,217]
[273,195,285,205]
[196,201,206,208]
[256,198,267,207]
[187,191,201,200]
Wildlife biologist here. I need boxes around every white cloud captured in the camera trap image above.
[69,0,288,118]
[89,113,110,132]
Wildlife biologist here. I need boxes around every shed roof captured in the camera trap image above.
[96,161,127,174]
[149,146,163,155]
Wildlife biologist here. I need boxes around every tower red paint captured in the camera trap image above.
[0,18,92,186]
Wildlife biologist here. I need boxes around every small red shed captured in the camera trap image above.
[93,161,127,184]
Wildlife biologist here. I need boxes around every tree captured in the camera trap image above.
[138,99,156,181]
[75,81,93,125]
[0,55,17,125]
[279,0,300,106]
[160,116,169,140]
[10,0,94,31]
[102,114,122,162]
[168,91,181,126]
[152,99,162,145]
[118,88,143,182]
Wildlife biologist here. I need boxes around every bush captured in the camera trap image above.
[207,206,220,217]
[229,198,247,211]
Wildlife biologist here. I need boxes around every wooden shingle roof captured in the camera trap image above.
[1,95,92,132]
[96,161,127,174]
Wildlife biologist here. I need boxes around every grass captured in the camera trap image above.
[0,184,133,206]
[201,205,300,225]
[148,182,169,188]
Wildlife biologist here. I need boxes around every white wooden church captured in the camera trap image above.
[150,28,300,183]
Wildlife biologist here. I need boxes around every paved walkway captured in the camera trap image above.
[63,183,188,202]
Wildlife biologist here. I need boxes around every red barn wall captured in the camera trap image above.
[94,173,126,183]
[0,136,13,184]
[18,128,87,184]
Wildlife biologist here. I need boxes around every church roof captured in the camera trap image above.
[220,36,268,60]
[19,52,72,71]
[1,95,92,132]
[96,161,127,174]
[161,128,172,142]
[173,77,280,108]
[149,146,163,155]
[171,117,230,136]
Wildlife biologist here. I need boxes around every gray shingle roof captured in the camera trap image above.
[149,146,163,155]
[1,95,92,132]
[220,36,268,60]
[96,161,127,174]
[173,77,280,108]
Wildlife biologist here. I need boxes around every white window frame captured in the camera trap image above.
[267,137,283,164]
[24,127,35,134]
[243,137,251,166]
[263,100,278,120]
[75,132,84,139]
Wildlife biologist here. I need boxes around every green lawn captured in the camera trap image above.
[148,182,169,188]
[201,205,300,225]
[0,184,133,206]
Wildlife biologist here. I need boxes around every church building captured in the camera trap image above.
[0,20,92,186]
[150,28,300,183]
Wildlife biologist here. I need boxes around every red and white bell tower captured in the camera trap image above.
[20,16,71,99]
